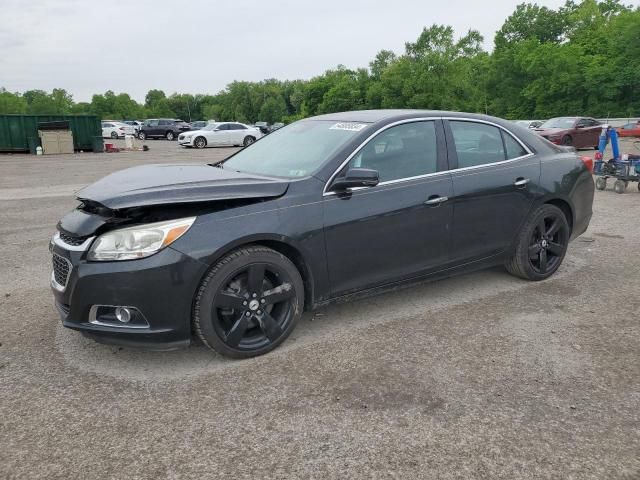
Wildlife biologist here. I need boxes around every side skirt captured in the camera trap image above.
[311,252,508,310]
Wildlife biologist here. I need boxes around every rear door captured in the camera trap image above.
[445,119,541,263]
[229,124,247,145]
[323,119,454,296]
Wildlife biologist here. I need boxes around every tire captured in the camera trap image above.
[193,246,304,358]
[561,135,572,146]
[637,183,640,192]
[506,204,570,281]
[138,131,146,140]
[613,180,626,194]
[166,131,175,141]
[595,177,607,191]
[110,131,118,139]
[243,135,256,147]
[194,136,207,149]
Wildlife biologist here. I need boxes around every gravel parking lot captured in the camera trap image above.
[1,138,639,479]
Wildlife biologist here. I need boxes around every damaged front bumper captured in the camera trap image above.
[50,233,208,350]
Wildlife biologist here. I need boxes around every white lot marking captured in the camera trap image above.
[55,253,586,382]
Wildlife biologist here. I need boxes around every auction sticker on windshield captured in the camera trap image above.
[329,122,368,132]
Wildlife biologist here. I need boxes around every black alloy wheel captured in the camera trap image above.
[527,213,568,275]
[506,204,570,280]
[194,246,303,358]
[561,135,572,146]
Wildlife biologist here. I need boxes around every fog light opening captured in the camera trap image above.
[115,307,132,323]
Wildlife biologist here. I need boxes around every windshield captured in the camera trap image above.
[202,123,220,131]
[541,118,576,129]
[221,120,368,178]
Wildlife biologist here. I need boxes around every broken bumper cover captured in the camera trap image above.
[51,242,208,350]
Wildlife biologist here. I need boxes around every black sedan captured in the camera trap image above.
[50,110,595,358]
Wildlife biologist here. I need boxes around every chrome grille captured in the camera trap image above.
[52,253,72,288]
[59,231,85,246]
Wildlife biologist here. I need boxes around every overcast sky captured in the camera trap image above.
[2,0,634,102]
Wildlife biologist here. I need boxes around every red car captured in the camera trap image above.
[617,122,640,137]
[533,117,601,149]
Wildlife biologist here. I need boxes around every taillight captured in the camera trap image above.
[580,156,594,173]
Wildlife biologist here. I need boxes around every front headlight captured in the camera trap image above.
[88,217,196,261]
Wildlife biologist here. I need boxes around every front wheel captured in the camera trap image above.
[193,246,304,358]
[243,135,256,147]
[595,177,607,190]
[110,131,118,139]
[138,131,146,140]
[506,204,570,281]
[166,131,175,141]
[194,136,206,149]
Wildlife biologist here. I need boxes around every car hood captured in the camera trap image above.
[76,163,289,209]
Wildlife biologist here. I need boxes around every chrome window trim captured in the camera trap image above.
[322,116,536,196]
[323,116,441,197]
[52,232,95,252]
[444,117,535,173]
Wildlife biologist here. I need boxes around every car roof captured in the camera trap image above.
[305,109,523,128]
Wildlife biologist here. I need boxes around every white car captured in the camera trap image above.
[178,122,263,148]
[122,120,144,134]
[102,121,136,139]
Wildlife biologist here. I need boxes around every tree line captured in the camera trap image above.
[1,0,638,123]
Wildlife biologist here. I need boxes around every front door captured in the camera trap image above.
[212,124,230,145]
[444,119,541,263]
[323,120,453,297]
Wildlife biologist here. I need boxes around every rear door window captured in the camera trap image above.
[502,132,528,159]
[449,121,506,168]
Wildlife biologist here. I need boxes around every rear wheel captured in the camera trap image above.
[193,246,304,358]
[110,131,118,139]
[194,136,207,149]
[243,135,256,147]
[595,177,607,190]
[561,135,572,146]
[506,204,570,281]
[166,131,175,141]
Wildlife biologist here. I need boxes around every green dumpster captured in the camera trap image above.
[0,114,102,153]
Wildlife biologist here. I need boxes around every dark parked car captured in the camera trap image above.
[51,110,594,358]
[533,117,601,148]
[138,119,190,141]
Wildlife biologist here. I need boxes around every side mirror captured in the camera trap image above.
[331,168,379,191]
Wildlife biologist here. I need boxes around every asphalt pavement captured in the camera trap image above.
[1,139,639,479]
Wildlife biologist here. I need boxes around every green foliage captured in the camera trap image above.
[0,1,637,121]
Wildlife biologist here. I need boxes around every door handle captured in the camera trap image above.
[514,178,530,187]
[425,195,448,206]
